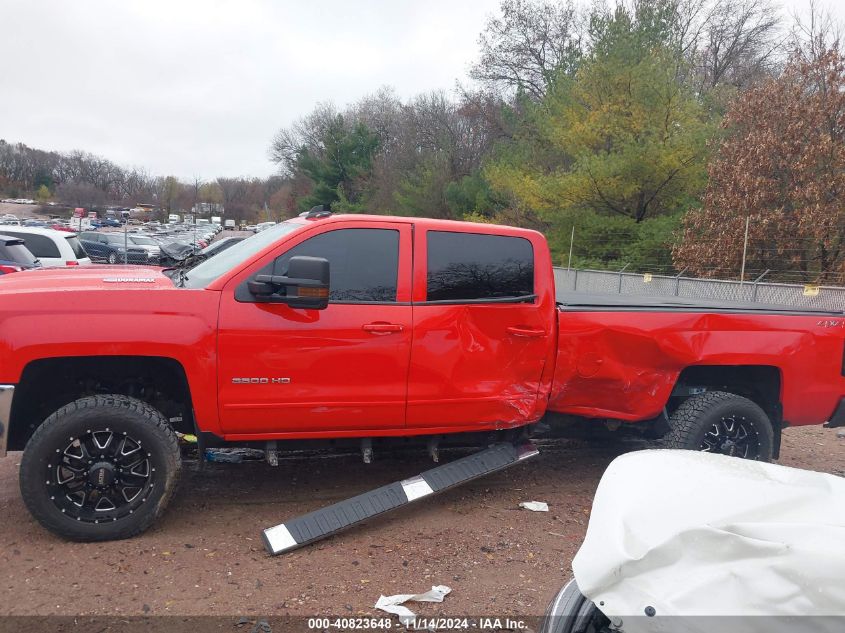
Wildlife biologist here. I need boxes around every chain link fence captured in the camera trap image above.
[554,267,845,312]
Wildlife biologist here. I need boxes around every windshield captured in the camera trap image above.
[182,221,301,288]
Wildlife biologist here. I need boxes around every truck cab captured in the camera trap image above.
[0,214,557,542]
[185,214,557,437]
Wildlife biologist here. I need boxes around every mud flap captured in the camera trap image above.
[262,441,539,555]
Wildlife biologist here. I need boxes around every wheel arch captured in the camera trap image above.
[9,355,194,451]
[670,365,782,457]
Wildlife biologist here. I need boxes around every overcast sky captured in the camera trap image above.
[1,0,842,181]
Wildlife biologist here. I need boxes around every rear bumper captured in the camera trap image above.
[0,385,13,457]
[824,397,845,429]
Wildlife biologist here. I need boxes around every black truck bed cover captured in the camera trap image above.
[556,291,842,315]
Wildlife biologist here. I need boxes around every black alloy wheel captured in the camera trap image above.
[664,390,774,461]
[20,395,181,541]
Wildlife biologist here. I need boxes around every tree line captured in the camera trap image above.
[2,0,843,281]
[0,143,288,224]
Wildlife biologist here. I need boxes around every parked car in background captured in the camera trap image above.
[0,227,91,267]
[1,214,18,222]
[126,234,161,263]
[0,235,41,274]
[78,231,151,264]
[49,223,76,233]
[22,219,48,227]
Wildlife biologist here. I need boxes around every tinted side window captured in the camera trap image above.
[276,228,399,302]
[1,232,61,258]
[426,231,534,302]
[65,236,87,258]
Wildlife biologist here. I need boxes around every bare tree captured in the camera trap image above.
[690,0,783,91]
[269,102,340,174]
[470,0,585,99]
[790,0,841,65]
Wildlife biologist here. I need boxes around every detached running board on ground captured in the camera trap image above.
[262,441,539,555]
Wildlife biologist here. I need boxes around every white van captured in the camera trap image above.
[0,227,92,267]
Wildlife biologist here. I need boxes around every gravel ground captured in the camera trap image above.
[0,424,842,621]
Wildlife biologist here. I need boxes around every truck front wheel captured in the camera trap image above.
[664,391,773,461]
[19,395,181,541]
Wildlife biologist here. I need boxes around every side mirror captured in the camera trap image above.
[248,255,330,309]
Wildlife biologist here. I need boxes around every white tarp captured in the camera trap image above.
[572,450,845,631]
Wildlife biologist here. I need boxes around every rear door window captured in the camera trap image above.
[426,231,534,302]
[0,240,38,265]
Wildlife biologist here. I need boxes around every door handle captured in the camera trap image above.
[507,326,546,338]
[362,322,404,334]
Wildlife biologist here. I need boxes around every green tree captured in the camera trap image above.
[545,211,681,270]
[484,2,716,267]
[487,16,714,224]
[444,171,507,219]
[35,184,51,202]
[295,116,379,211]
[393,154,453,218]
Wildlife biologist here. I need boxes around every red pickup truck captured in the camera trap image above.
[1,212,844,542]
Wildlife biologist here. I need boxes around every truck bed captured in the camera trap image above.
[549,292,845,426]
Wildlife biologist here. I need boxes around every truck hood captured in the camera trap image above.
[0,263,221,391]
[0,265,176,295]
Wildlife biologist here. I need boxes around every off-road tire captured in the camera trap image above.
[664,390,773,461]
[19,395,181,541]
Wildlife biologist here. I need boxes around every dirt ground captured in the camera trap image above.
[1,425,843,621]
[0,202,43,220]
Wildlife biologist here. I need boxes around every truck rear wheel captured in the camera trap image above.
[19,395,181,541]
[664,391,773,461]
